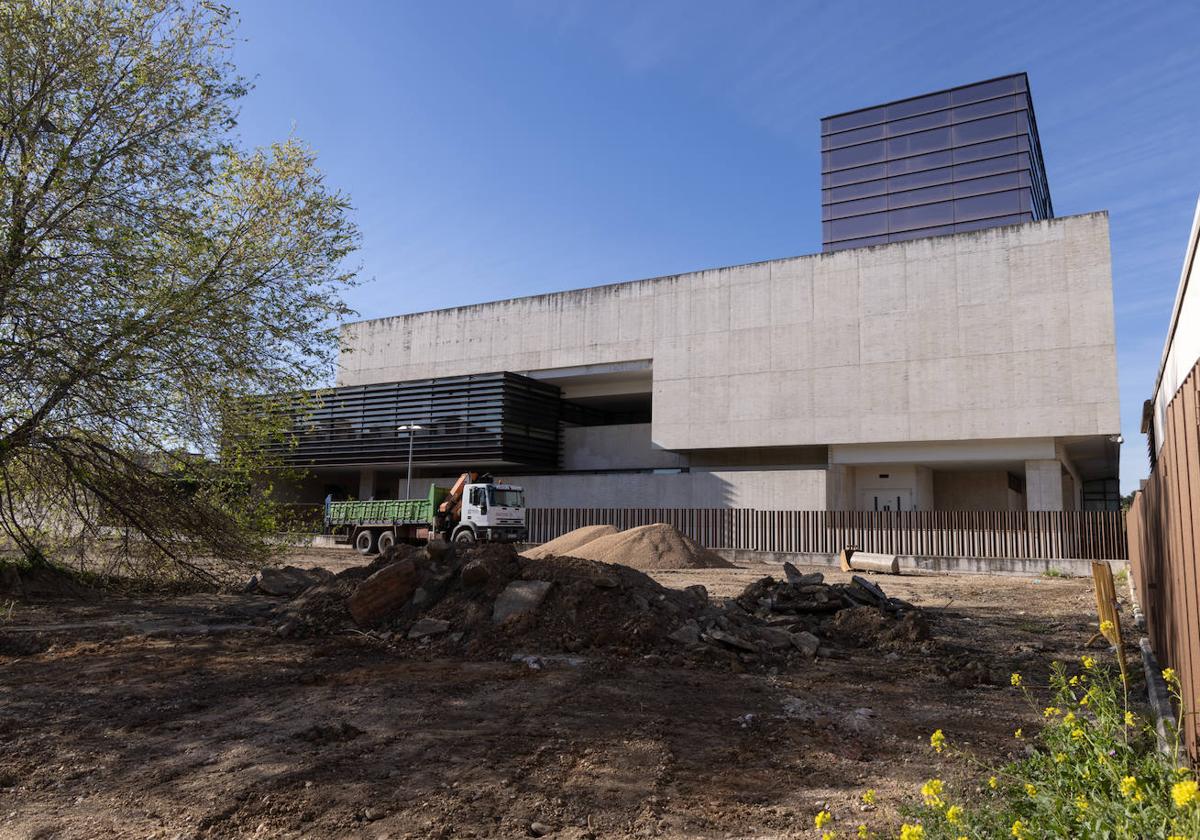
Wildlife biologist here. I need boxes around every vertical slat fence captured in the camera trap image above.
[525,507,1127,561]
[1128,360,1200,763]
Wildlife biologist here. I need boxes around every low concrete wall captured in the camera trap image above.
[713,548,1126,578]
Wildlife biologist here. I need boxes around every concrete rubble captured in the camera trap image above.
[252,525,926,671]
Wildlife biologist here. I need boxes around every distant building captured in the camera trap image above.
[821,74,1053,252]
[270,75,1120,513]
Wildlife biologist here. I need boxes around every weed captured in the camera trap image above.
[896,661,1196,839]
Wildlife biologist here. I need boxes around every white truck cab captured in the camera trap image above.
[456,482,527,543]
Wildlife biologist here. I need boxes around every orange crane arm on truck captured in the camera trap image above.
[437,471,477,518]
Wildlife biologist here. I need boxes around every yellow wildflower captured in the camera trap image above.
[899,825,924,840]
[1063,711,1076,725]
[1054,752,1066,764]
[921,778,945,809]
[1081,655,1096,669]
[1043,706,1060,717]
[1011,820,1029,839]
[1163,667,1177,684]
[857,825,868,840]
[988,776,998,790]
[815,810,832,829]
[1169,836,1185,840]
[929,729,946,754]
[1120,776,1142,801]
[1100,619,1114,633]
[1171,779,1198,808]
[1014,727,1023,739]
[1024,783,1037,799]
[945,804,963,825]
[862,788,876,805]
[1069,675,1080,686]
[1079,693,1089,706]
[1125,710,1136,727]
[1075,795,1088,811]
[1071,727,1085,740]
[822,832,835,840]
[1010,672,1022,687]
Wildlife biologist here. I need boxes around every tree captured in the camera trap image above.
[0,0,358,580]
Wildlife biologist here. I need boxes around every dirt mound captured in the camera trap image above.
[520,524,619,560]
[565,523,734,570]
[828,606,930,652]
[0,562,95,601]
[271,544,421,635]
[269,541,924,672]
[421,548,713,657]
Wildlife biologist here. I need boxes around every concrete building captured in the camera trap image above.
[272,77,1121,513]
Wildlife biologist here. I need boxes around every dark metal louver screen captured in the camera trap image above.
[264,372,561,469]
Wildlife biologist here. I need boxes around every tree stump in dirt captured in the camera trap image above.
[348,558,418,626]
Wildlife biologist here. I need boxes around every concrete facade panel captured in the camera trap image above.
[560,424,686,471]
[338,214,1120,449]
[507,468,827,510]
[769,260,814,325]
[860,259,907,315]
[1010,292,1073,352]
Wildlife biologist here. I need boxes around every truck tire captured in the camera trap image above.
[452,526,477,545]
[355,528,377,555]
[377,530,396,554]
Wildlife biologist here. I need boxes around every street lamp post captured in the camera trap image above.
[397,424,423,499]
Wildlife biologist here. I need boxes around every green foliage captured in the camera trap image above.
[895,661,1200,840]
[0,1,358,579]
[1042,568,1066,579]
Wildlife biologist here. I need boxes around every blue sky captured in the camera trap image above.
[231,1,1200,493]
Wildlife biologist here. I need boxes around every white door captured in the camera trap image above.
[862,488,912,512]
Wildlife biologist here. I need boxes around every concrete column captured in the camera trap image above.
[1024,459,1064,511]
[358,468,376,501]
[825,464,855,511]
[1061,472,1078,511]
[914,466,934,511]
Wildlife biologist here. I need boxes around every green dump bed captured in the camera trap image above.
[325,484,450,527]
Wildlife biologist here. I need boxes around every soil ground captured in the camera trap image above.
[0,552,1136,840]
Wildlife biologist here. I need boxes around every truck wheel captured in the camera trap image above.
[377,530,396,554]
[355,528,377,555]
[452,526,477,545]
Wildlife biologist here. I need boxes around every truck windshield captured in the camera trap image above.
[489,488,524,508]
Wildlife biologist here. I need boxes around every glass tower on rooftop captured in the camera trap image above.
[821,73,1053,252]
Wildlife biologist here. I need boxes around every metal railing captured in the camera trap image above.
[527,507,1127,560]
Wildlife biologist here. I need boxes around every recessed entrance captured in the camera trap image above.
[862,488,912,512]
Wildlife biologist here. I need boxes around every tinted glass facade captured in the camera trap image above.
[821,74,1053,251]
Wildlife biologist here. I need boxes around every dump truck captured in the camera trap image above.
[324,472,527,555]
